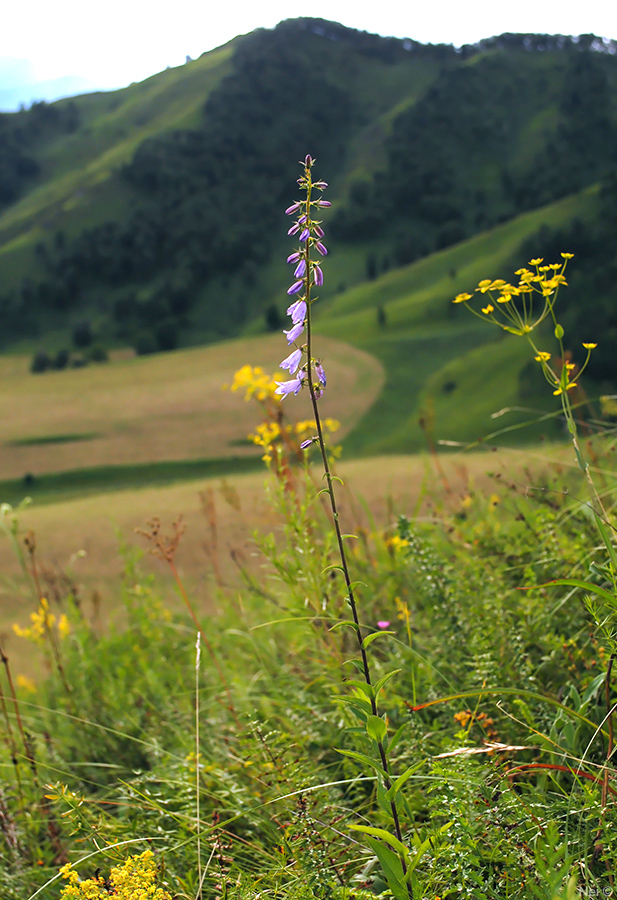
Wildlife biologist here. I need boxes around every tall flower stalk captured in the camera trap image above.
[277,157,413,898]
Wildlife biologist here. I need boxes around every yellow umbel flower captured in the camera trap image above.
[60,851,171,900]
[230,365,278,402]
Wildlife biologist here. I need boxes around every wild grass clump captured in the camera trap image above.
[2,158,617,900]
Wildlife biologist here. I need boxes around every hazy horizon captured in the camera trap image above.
[1,1,617,111]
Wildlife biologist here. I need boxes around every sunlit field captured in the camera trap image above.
[0,334,383,482]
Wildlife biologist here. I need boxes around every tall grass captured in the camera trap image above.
[1,163,617,900]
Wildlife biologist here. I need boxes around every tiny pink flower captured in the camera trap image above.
[377,621,390,630]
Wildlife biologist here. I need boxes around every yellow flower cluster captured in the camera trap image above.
[249,417,340,463]
[229,365,278,402]
[533,344,597,395]
[13,598,70,645]
[453,254,574,336]
[59,851,171,900]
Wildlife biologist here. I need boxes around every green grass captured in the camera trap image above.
[315,184,599,455]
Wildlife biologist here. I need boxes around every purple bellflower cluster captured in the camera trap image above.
[275,155,330,421]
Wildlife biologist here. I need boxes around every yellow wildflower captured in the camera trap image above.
[230,365,278,402]
[453,292,472,304]
[387,535,409,553]
[534,351,551,362]
[59,851,171,900]
[477,279,492,293]
[561,252,574,259]
[481,304,494,315]
[553,382,577,396]
[529,258,543,265]
[582,343,597,349]
[17,674,37,692]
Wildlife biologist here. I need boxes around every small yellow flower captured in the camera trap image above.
[481,304,494,315]
[582,342,597,349]
[553,382,577,395]
[453,292,473,303]
[17,674,37,693]
[561,252,574,259]
[58,614,71,639]
[477,279,492,292]
[497,294,512,303]
[529,257,544,265]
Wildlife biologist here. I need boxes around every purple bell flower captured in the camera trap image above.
[314,226,324,238]
[299,228,310,242]
[285,202,301,216]
[287,280,304,295]
[286,299,307,324]
[275,376,303,398]
[315,363,326,386]
[288,223,300,236]
[287,251,301,264]
[300,437,317,449]
[284,322,304,344]
[313,266,323,287]
[294,259,307,278]
[280,348,302,374]
[315,242,327,256]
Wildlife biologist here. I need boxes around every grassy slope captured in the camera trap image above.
[315,185,598,454]
[0,45,235,288]
[3,444,567,659]
[0,334,384,493]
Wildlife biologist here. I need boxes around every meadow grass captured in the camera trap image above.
[312,185,598,455]
[2,444,572,674]
[0,334,383,481]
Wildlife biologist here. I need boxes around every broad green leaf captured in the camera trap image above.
[349,824,409,860]
[386,760,426,800]
[346,680,376,700]
[329,619,357,632]
[374,669,401,697]
[366,714,387,743]
[336,748,383,773]
[364,836,407,900]
[362,631,395,649]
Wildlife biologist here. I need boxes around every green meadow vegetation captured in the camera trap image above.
[2,18,617,900]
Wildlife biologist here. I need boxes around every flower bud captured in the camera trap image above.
[287,280,304,295]
[313,266,323,286]
[315,242,327,256]
[299,228,310,242]
[294,259,307,278]
[285,202,301,216]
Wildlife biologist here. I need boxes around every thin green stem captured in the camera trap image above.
[301,164,408,873]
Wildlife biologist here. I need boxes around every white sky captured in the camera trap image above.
[3,0,617,89]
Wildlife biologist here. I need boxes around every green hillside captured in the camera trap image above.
[2,21,617,357]
[1,19,617,476]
